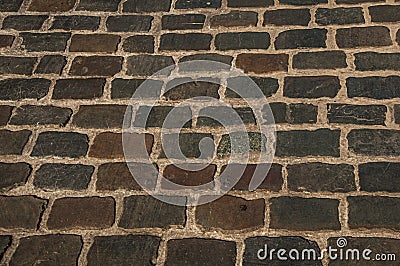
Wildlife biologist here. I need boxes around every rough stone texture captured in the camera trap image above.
[123,35,154,53]
[276,129,341,157]
[211,11,258,27]
[347,76,400,99]
[124,0,172,12]
[89,132,153,159]
[51,16,100,31]
[31,132,89,158]
[35,55,67,74]
[270,197,341,230]
[119,196,186,228]
[328,104,387,125]
[53,78,105,99]
[236,53,289,73]
[69,56,123,77]
[163,14,205,31]
[0,56,36,75]
[69,34,121,53]
[0,0,23,11]
[348,196,400,230]
[72,105,127,128]
[284,76,341,98]
[160,133,214,159]
[216,32,270,50]
[162,164,216,188]
[0,196,47,229]
[2,15,48,31]
[28,0,76,12]
[21,33,71,52]
[77,0,120,11]
[160,33,212,51]
[265,103,318,124]
[336,26,392,48]
[127,55,175,76]
[47,197,115,229]
[264,9,311,26]
[355,52,400,71]
[10,235,82,266]
[87,235,161,266]
[0,130,31,155]
[0,35,14,48]
[0,162,31,191]
[226,76,279,98]
[359,162,400,192]
[275,29,327,49]
[106,16,153,32]
[0,106,13,126]
[34,164,94,190]
[9,105,72,126]
[97,163,157,191]
[111,79,162,99]
[165,238,236,266]
[293,51,347,69]
[196,196,265,230]
[217,132,266,156]
[0,79,51,100]
[287,163,356,192]
[220,164,283,191]
[316,8,364,25]
[347,129,400,156]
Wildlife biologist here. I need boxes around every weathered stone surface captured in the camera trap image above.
[165,238,236,266]
[87,235,161,266]
[0,130,31,155]
[119,196,186,228]
[0,162,31,191]
[270,197,340,230]
[10,235,82,266]
[0,196,47,229]
[47,197,115,229]
[196,195,265,230]
[34,164,94,190]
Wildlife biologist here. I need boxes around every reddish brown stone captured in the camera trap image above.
[220,164,283,191]
[47,197,115,229]
[0,196,47,229]
[69,56,123,77]
[89,132,153,159]
[0,35,14,48]
[236,53,289,74]
[69,34,121,53]
[29,0,76,11]
[10,235,82,266]
[161,164,216,189]
[97,162,158,191]
[196,195,265,230]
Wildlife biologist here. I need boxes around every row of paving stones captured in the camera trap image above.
[1,234,399,265]
[1,75,400,99]
[0,103,396,127]
[3,7,400,31]
[3,0,400,13]
[1,161,399,193]
[1,194,400,231]
[1,128,400,158]
[1,27,400,53]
